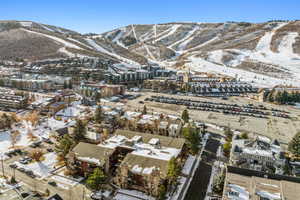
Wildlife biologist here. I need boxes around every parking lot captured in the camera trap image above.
[123,92,300,147]
[146,96,290,119]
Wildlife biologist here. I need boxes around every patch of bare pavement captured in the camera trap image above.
[184,135,220,200]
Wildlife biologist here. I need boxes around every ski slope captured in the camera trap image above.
[85,38,140,66]
[186,22,300,87]
[23,28,82,49]
[153,24,181,43]
[169,26,200,50]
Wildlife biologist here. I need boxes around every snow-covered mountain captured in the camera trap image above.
[0,20,147,65]
[2,20,300,87]
[102,21,300,87]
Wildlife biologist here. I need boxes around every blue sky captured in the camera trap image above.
[1,0,300,33]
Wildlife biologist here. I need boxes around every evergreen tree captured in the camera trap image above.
[94,91,101,102]
[240,132,248,139]
[73,119,86,142]
[142,105,147,115]
[223,142,232,157]
[55,134,74,156]
[94,106,103,123]
[167,157,179,184]
[63,81,68,89]
[282,91,288,104]
[181,109,189,123]
[86,168,106,190]
[0,79,4,87]
[68,81,73,89]
[224,126,233,142]
[288,131,300,157]
[158,184,167,200]
[267,90,274,102]
[182,125,200,154]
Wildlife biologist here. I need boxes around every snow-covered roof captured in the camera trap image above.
[227,184,250,200]
[98,129,185,162]
[243,148,273,158]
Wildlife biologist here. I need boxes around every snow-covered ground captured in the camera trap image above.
[85,38,140,66]
[0,111,71,157]
[186,55,299,87]
[0,128,32,156]
[15,152,57,179]
[181,155,196,176]
[19,21,32,27]
[67,37,93,49]
[22,29,81,50]
[115,189,155,200]
[153,24,181,43]
[55,101,83,120]
[187,22,300,87]
[0,178,23,193]
[39,24,55,32]
[170,26,200,50]
[112,27,126,47]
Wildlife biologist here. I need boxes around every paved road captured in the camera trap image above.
[184,137,220,200]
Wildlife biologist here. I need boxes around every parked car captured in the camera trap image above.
[9,164,17,168]
[90,192,103,200]
[48,181,57,187]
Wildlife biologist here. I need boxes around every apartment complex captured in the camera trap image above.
[223,167,300,200]
[69,129,186,197]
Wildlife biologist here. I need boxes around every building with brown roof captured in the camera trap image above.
[223,166,300,200]
[68,142,115,176]
[98,129,186,197]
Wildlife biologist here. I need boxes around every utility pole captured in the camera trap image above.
[1,156,4,178]
[82,187,85,200]
[69,188,72,200]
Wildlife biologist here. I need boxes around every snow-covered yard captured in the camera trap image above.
[15,152,57,179]
[0,130,32,156]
